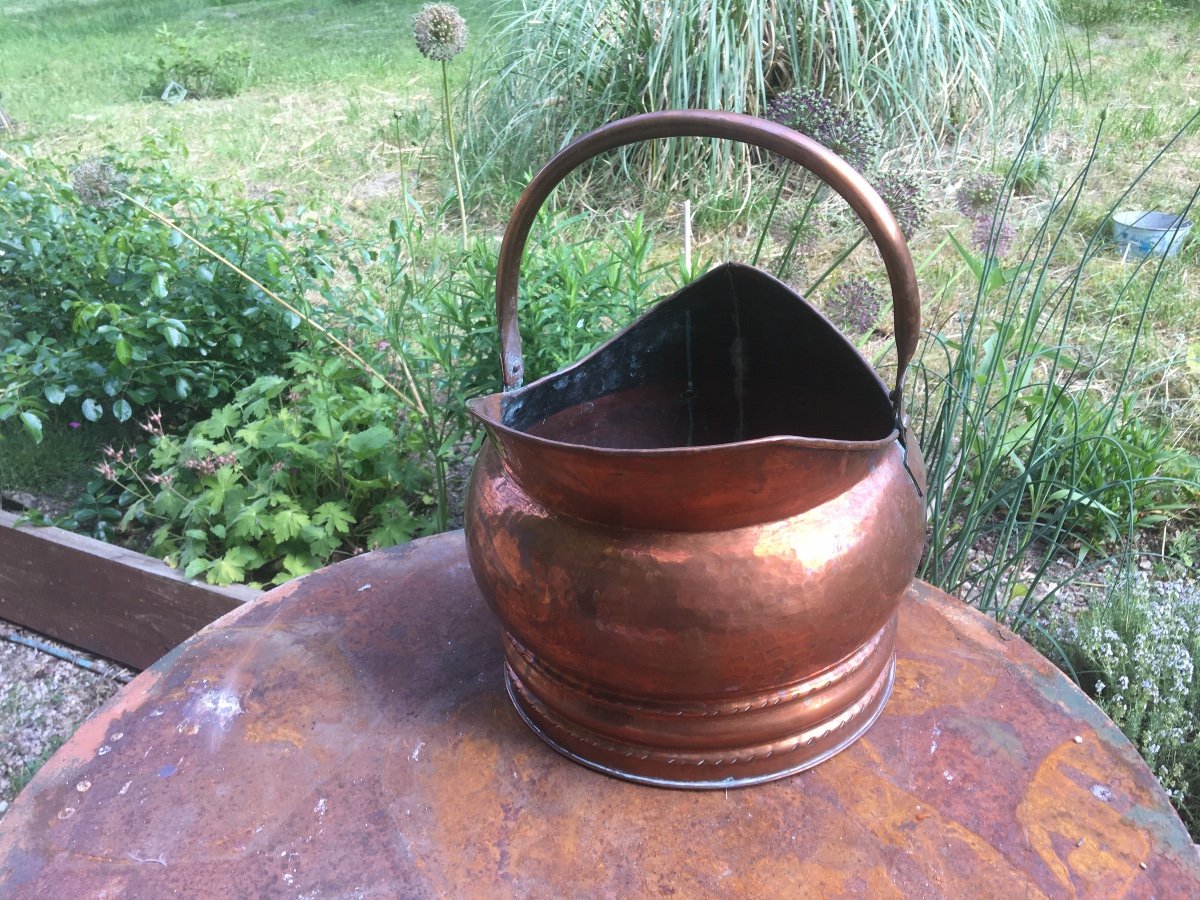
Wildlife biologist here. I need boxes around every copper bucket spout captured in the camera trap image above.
[465,110,927,788]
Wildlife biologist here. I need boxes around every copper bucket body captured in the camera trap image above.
[466,111,927,788]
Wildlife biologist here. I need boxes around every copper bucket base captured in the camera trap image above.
[501,617,898,788]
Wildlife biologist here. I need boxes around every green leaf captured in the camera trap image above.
[232,504,267,540]
[313,501,354,535]
[115,338,132,366]
[347,424,393,456]
[151,272,168,299]
[209,546,262,584]
[112,398,133,422]
[209,554,243,585]
[163,325,183,348]
[81,398,103,422]
[281,553,318,578]
[175,376,190,399]
[270,507,312,543]
[43,384,66,405]
[19,411,43,443]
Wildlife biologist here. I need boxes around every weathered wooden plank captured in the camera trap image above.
[0,511,257,669]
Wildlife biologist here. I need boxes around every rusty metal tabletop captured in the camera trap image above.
[2,530,1198,897]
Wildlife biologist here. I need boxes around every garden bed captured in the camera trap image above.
[0,509,256,670]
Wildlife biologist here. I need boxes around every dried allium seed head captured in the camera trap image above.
[412,3,468,62]
[875,170,928,237]
[971,214,1015,259]
[766,87,881,171]
[71,157,128,209]
[956,173,1003,218]
[827,276,884,335]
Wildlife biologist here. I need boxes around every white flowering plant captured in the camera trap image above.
[1063,578,1200,833]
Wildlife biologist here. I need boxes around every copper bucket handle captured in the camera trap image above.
[495,109,920,422]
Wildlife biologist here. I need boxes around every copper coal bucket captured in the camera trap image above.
[465,110,927,788]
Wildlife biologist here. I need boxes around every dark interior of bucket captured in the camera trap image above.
[500,263,896,449]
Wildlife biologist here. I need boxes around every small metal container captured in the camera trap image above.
[1112,210,1192,258]
[466,110,927,788]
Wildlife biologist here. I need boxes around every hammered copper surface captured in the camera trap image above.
[1,532,1197,897]
[466,434,924,786]
[466,111,927,784]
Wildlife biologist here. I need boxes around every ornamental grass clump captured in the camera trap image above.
[412,3,469,248]
[471,0,1057,190]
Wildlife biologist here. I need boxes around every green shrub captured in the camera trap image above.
[467,0,1058,188]
[86,204,669,579]
[1059,578,1200,833]
[146,24,253,100]
[0,139,367,440]
[107,355,429,586]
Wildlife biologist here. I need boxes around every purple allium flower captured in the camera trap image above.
[70,157,128,209]
[875,170,928,237]
[971,214,1015,259]
[412,4,468,62]
[826,276,884,335]
[956,173,1003,217]
[68,421,81,429]
[765,87,881,171]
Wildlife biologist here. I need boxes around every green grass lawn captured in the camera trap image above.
[1,0,501,204]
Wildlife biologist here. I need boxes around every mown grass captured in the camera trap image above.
[0,0,502,206]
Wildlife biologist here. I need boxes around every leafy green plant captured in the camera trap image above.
[467,0,1057,188]
[104,357,430,586]
[1058,577,1200,834]
[360,205,669,529]
[0,139,375,441]
[146,24,253,100]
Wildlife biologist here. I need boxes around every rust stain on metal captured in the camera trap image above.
[0,530,1197,897]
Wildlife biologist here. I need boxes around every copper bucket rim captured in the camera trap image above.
[486,108,922,440]
[468,394,901,457]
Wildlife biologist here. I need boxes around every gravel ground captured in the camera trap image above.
[0,624,134,821]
